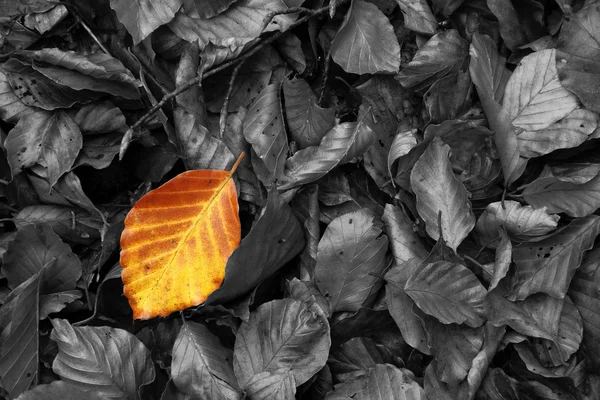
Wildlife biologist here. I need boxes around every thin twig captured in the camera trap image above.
[318,48,332,107]
[119,4,340,159]
[219,59,245,138]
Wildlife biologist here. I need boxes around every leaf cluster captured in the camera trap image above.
[2,0,600,399]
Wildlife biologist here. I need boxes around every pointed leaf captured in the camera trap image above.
[0,272,41,398]
[518,108,599,157]
[410,137,475,251]
[283,77,335,149]
[278,118,374,190]
[2,223,81,291]
[330,0,400,74]
[556,3,600,114]
[243,83,288,180]
[233,298,330,398]
[469,33,511,103]
[206,189,304,305]
[396,30,468,91]
[50,318,155,400]
[396,0,437,35]
[72,101,128,135]
[405,261,487,327]
[110,0,182,44]
[510,215,600,301]
[120,159,243,319]
[315,209,389,312]
[15,381,107,400]
[6,110,82,186]
[175,44,234,171]
[172,321,242,400]
[502,49,578,132]
[475,200,559,244]
[168,0,304,51]
[382,204,428,276]
[523,173,600,217]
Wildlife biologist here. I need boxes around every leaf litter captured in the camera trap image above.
[2,1,600,399]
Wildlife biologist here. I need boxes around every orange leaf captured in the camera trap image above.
[120,154,244,320]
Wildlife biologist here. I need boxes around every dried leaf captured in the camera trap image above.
[233,298,330,399]
[172,321,242,400]
[6,110,82,186]
[510,215,600,301]
[410,137,475,251]
[523,173,600,217]
[396,30,468,91]
[279,118,374,191]
[243,83,288,180]
[486,0,528,50]
[502,49,578,132]
[120,157,243,319]
[110,0,183,44]
[475,200,559,244]
[396,0,437,35]
[283,77,335,149]
[315,209,389,312]
[331,0,401,74]
[469,33,511,103]
[14,381,107,400]
[405,261,487,327]
[556,3,600,114]
[50,318,155,399]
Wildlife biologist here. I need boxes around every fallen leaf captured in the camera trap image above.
[120,155,244,319]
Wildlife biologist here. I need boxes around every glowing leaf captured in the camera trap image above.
[120,155,244,320]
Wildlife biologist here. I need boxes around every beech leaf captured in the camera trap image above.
[475,200,559,244]
[410,137,475,251]
[556,3,600,114]
[120,156,243,319]
[171,321,242,400]
[395,0,437,35]
[510,215,600,301]
[283,77,335,149]
[243,83,288,180]
[6,110,82,186]
[405,261,487,327]
[330,0,400,74]
[233,298,330,399]
[278,117,374,190]
[502,49,578,132]
[523,173,600,217]
[315,209,389,312]
[110,0,183,44]
[50,318,155,399]
[396,30,468,91]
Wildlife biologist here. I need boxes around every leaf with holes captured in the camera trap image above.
[120,155,244,320]
[509,215,600,301]
[5,110,82,186]
[243,83,288,181]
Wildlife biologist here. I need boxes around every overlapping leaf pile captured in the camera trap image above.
[2,0,600,399]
